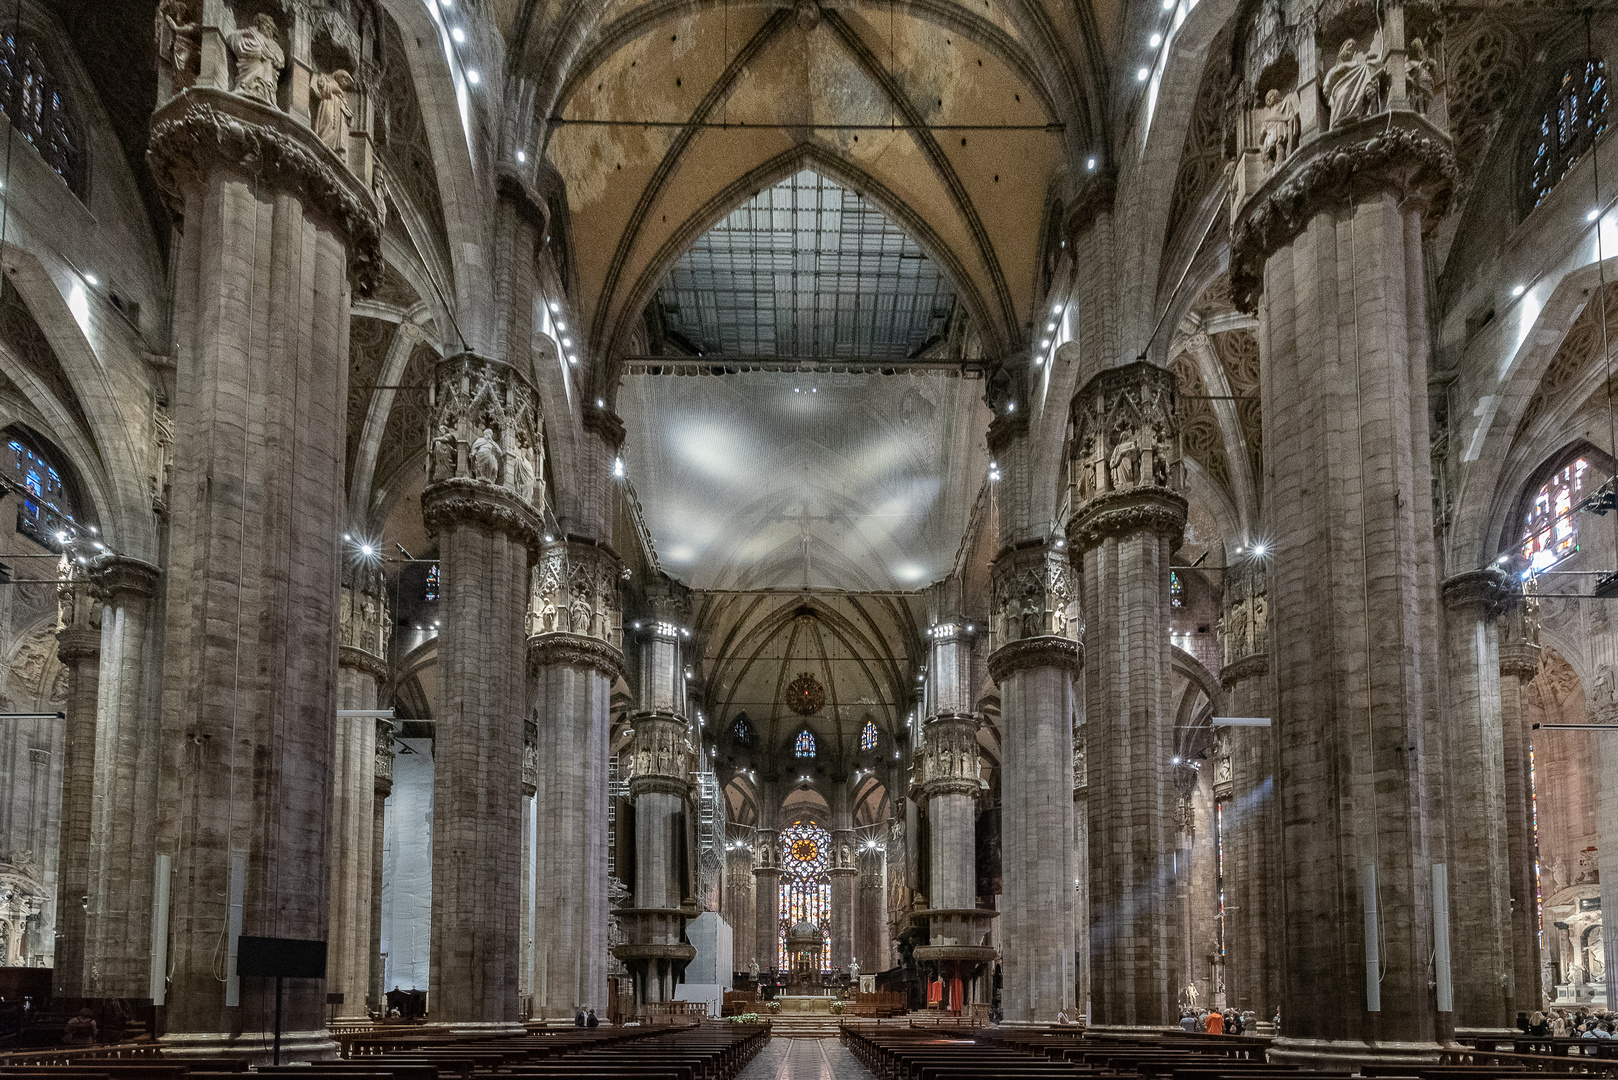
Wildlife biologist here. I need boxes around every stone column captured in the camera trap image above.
[1069,360,1186,1030]
[830,782,858,975]
[615,593,697,1016]
[753,780,782,977]
[987,508,1080,1023]
[1073,725,1090,1016]
[1230,100,1454,1061]
[52,570,100,997]
[370,718,393,1015]
[149,13,381,1045]
[1218,557,1280,1018]
[1498,596,1543,1013]
[529,538,623,1019]
[1441,569,1514,1033]
[330,567,389,1020]
[424,352,544,1031]
[83,555,161,1000]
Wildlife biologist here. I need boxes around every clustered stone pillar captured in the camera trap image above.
[1069,360,1186,1029]
[423,352,544,1031]
[370,719,394,1015]
[753,781,782,978]
[1217,557,1279,1019]
[830,783,858,975]
[1497,596,1543,1012]
[1231,95,1453,1059]
[84,555,161,999]
[51,569,100,997]
[330,566,389,1021]
[987,426,1080,1023]
[148,50,380,1047]
[529,537,623,1019]
[1073,725,1089,1015]
[1440,569,1515,1032]
[615,590,698,1015]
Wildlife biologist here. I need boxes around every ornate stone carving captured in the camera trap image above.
[1406,39,1437,116]
[146,90,383,294]
[1499,593,1540,679]
[312,69,355,161]
[1220,556,1269,671]
[1072,727,1087,792]
[627,711,694,798]
[1070,360,1182,509]
[986,635,1081,685]
[226,14,284,108]
[990,543,1080,647]
[1441,567,1509,615]
[87,555,162,604]
[529,541,623,650]
[374,717,395,795]
[1229,113,1455,312]
[522,719,537,796]
[1323,37,1386,129]
[156,0,200,90]
[527,632,625,682]
[421,483,544,554]
[338,562,390,677]
[920,712,981,798]
[1258,89,1300,174]
[426,352,544,510]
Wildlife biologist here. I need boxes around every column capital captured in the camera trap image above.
[529,539,625,669]
[1230,112,1455,312]
[987,635,1081,685]
[1068,487,1189,550]
[527,632,625,682]
[88,555,161,603]
[147,88,383,294]
[990,541,1081,647]
[55,626,101,665]
[1441,567,1510,615]
[1068,360,1186,549]
[425,351,545,529]
[627,710,694,797]
[921,711,983,799]
[338,573,390,678]
[423,479,545,552]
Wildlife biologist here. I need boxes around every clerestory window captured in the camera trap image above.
[0,32,83,197]
[1527,60,1609,210]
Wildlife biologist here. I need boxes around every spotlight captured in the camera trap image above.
[549,301,560,313]
[596,398,605,407]
[613,457,625,478]
[1252,544,1267,556]
[1589,208,1602,222]
[1086,157,1096,171]
[517,150,527,163]
[451,26,465,42]
[1150,32,1163,46]
[466,69,480,84]
[1512,284,1526,297]
[1137,67,1150,81]
[84,273,99,286]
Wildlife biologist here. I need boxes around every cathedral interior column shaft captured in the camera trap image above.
[1497,599,1542,1013]
[1070,361,1186,1029]
[150,81,377,1045]
[370,720,393,1016]
[1235,111,1453,1057]
[52,578,100,998]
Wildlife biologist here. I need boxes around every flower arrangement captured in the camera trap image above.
[830,1000,845,1015]
[765,999,781,1013]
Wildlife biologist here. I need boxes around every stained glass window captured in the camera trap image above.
[777,818,832,970]
[860,720,877,752]
[7,437,75,550]
[1522,457,1591,575]
[732,717,753,745]
[424,563,439,601]
[795,730,816,758]
[1528,61,1609,209]
[0,34,83,197]
[1170,570,1184,608]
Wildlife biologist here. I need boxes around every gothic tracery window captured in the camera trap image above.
[0,33,83,197]
[6,435,76,550]
[1170,569,1185,608]
[860,719,877,752]
[1528,61,1609,210]
[424,563,439,602]
[732,717,753,745]
[1522,456,1592,575]
[794,730,816,758]
[777,818,831,970]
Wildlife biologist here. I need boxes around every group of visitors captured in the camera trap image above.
[573,1006,600,1027]
[1519,1009,1618,1038]
[1178,1009,1255,1035]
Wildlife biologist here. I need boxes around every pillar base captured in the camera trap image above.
[1267,1037,1444,1069]
[159,1029,339,1063]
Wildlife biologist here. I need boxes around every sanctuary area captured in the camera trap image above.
[1,0,1617,1074]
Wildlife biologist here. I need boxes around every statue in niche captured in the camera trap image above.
[536,592,558,634]
[512,435,537,503]
[1073,739,1086,787]
[1251,596,1267,650]
[430,424,456,480]
[156,0,200,83]
[1552,856,1570,891]
[226,13,285,108]
[1323,37,1385,128]
[1405,39,1436,115]
[1594,664,1618,710]
[1227,604,1249,660]
[471,427,502,483]
[569,592,592,636]
[311,68,355,161]
[1110,430,1139,488]
[1259,88,1299,172]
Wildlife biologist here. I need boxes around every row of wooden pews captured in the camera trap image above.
[0,1022,769,1080]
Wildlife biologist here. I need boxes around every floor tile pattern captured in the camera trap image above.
[734,1037,875,1079]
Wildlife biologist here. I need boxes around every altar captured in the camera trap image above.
[776,994,839,1015]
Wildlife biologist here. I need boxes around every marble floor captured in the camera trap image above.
[734,1037,875,1079]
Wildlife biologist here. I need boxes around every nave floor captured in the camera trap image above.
[733,1037,874,1079]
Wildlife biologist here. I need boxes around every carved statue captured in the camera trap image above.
[1110,433,1138,488]
[156,0,200,84]
[226,14,285,108]
[1323,37,1384,128]
[1577,848,1599,885]
[1259,88,1299,172]
[569,593,592,636]
[512,440,537,504]
[1228,605,1249,658]
[471,427,502,483]
[311,69,356,161]
[1405,38,1436,115]
[431,424,457,481]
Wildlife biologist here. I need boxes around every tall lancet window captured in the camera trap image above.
[777,818,832,970]
[860,720,877,752]
[1527,60,1609,209]
[794,730,816,758]
[1522,456,1592,575]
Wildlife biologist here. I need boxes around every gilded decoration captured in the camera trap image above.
[785,672,826,716]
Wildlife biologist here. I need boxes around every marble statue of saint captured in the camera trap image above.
[156,0,200,83]
[227,14,285,108]
[538,593,558,633]
[1111,435,1138,487]
[431,424,456,480]
[471,428,502,483]
[1323,37,1384,128]
[1228,605,1249,657]
[512,443,536,503]
[1405,39,1436,115]
[312,69,355,161]
[849,957,859,981]
[1259,88,1299,171]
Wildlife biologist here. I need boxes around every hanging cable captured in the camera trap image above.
[1585,12,1618,585]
